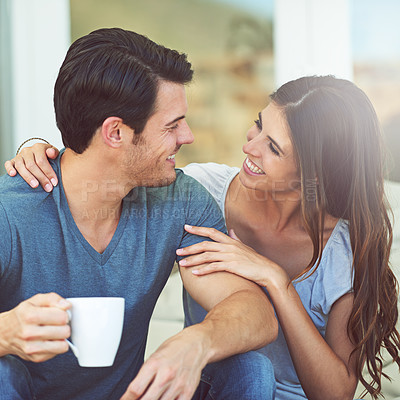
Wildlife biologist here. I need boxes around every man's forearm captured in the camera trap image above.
[123,287,276,400]
[193,287,277,364]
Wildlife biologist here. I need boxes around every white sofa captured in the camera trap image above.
[146,180,400,399]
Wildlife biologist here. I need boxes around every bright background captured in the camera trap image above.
[1,0,399,180]
[1,3,400,398]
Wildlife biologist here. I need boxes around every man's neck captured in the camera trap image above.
[59,148,127,253]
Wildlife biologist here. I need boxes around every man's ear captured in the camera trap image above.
[101,117,132,148]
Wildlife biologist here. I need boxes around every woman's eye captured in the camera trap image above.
[269,142,280,156]
[254,119,262,131]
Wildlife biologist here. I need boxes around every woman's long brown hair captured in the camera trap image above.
[271,76,400,398]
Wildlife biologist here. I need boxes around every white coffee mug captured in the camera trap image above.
[65,297,125,367]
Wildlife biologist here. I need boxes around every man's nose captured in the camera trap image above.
[178,120,194,145]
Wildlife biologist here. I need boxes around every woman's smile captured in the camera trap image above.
[243,157,266,175]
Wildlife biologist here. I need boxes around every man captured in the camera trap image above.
[0,28,277,399]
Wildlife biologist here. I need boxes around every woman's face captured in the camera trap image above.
[238,102,300,196]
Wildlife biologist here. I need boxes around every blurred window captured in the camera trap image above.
[0,0,13,169]
[70,0,274,167]
[351,0,400,181]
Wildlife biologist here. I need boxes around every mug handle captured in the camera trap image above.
[65,309,79,358]
[65,339,80,358]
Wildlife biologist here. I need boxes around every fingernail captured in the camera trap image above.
[192,270,199,275]
[44,183,52,192]
[51,178,58,186]
[176,249,183,255]
[184,224,193,230]
[179,259,187,266]
[58,299,70,308]
[30,179,39,188]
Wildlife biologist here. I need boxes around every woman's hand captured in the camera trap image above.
[177,224,290,290]
[4,143,59,192]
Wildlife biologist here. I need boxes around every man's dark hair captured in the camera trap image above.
[54,28,194,153]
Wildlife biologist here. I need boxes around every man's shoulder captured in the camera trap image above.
[173,168,218,200]
[0,173,38,199]
[0,173,53,215]
[0,156,60,207]
[175,168,207,188]
[181,163,239,195]
[141,169,221,214]
[144,169,213,197]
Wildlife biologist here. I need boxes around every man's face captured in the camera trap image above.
[122,81,194,188]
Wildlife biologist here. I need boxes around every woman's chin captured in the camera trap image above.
[238,169,268,192]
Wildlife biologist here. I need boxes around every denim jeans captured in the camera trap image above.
[0,355,35,400]
[0,351,275,400]
[192,351,276,400]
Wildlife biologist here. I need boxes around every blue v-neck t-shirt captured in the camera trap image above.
[0,152,226,400]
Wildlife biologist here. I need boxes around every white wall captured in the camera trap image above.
[10,0,70,150]
[274,0,352,88]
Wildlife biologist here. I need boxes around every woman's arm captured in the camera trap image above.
[269,284,357,400]
[178,225,358,400]
[4,143,59,192]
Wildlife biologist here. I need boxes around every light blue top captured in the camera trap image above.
[0,153,226,400]
[182,162,354,400]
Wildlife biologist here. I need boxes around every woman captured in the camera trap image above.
[5,76,400,400]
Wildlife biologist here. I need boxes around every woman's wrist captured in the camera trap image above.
[16,137,50,155]
[266,272,296,304]
[263,261,290,288]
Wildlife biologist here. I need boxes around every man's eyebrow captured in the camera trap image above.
[166,115,185,126]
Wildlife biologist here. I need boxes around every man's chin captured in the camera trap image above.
[124,169,177,189]
[140,171,177,188]
[146,176,176,188]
